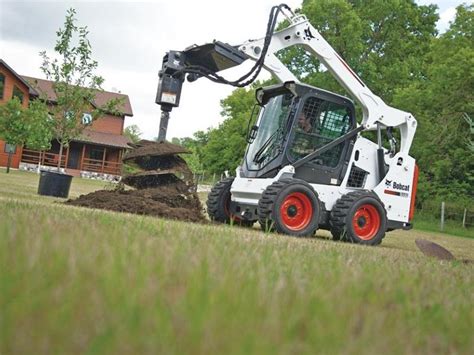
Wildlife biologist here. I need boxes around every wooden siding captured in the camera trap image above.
[0,142,23,169]
[87,113,125,135]
[0,63,30,108]
[0,63,31,169]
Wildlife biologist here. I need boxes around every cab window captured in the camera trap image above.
[289,96,352,168]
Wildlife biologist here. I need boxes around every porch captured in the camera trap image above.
[21,142,125,176]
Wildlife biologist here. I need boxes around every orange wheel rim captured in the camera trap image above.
[280,192,313,231]
[224,194,241,222]
[352,204,381,240]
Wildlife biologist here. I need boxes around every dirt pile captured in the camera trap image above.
[65,140,206,223]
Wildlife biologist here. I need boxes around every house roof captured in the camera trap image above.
[0,59,39,95]
[22,76,134,117]
[75,129,132,149]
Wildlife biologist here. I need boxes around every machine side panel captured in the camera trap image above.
[373,154,416,223]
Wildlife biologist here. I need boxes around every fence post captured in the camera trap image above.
[440,201,445,232]
[462,208,467,228]
[212,173,216,183]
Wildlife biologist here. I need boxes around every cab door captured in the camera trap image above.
[287,94,356,185]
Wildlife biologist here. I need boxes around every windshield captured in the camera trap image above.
[245,93,293,171]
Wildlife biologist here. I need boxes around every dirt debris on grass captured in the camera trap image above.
[65,140,206,223]
[415,238,474,264]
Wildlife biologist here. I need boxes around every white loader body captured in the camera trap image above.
[232,136,416,225]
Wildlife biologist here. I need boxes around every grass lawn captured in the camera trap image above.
[0,169,473,354]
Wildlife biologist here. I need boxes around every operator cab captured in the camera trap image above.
[242,82,356,186]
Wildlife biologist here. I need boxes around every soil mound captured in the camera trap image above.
[65,140,206,223]
[66,182,205,223]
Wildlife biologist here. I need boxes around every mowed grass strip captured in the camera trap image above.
[0,168,110,203]
[0,169,473,354]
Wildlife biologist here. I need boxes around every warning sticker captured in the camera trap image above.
[161,92,177,104]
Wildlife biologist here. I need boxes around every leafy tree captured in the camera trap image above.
[170,131,210,173]
[39,8,120,171]
[124,124,142,143]
[200,87,257,174]
[278,0,438,100]
[393,4,473,205]
[0,98,53,173]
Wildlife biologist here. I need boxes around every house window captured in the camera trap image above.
[90,148,104,161]
[0,73,5,100]
[12,85,24,104]
[82,112,92,125]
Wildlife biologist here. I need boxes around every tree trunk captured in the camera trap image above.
[6,151,12,173]
[58,143,64,172]
[37,150,43,173]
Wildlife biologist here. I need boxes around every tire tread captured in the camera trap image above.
[329,190,386,245]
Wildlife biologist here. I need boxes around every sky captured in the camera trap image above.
[0,0,465,140]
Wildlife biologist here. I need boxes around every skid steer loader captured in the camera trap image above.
[155,4,419,245]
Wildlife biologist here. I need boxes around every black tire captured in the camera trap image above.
[257,178,321,237]
[207,177,254,227]
[330,191,387,245]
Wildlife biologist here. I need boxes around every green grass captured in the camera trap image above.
[413,214,473,239]
[0,168,111,202]
[0,169,473,354]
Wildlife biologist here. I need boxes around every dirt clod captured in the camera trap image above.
[123,140,189,160]
[415,239,456,261]
[123,173,188,190]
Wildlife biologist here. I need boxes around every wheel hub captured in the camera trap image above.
[279,192,313,231]
[287,205,298,217]
[357,216,366,227]
[352,204,381,240]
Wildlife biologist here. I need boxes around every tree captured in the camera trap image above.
[278,0,438,100]
[172,85,260,175]
[124,124,142,143]
[171,130,210,173]
[0,98,53,173]
[39,8,120,171]
[392,4,473,204]
[200,86,257,174]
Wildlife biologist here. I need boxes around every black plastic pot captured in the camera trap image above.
[38,170,73,198]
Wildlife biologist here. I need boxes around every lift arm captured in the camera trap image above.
[155,7,416,154]
[238,14,417,154]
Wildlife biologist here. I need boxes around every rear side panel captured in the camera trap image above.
[373,154,416,223]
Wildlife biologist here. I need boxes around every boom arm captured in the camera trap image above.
[238,14,417,154]
[155,9,416,154]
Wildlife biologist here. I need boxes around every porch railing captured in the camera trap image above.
[21,149,66,169]
[21,149,122,175]
[82,157,122,175]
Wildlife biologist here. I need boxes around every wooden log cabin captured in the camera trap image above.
[0,59,133,178]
